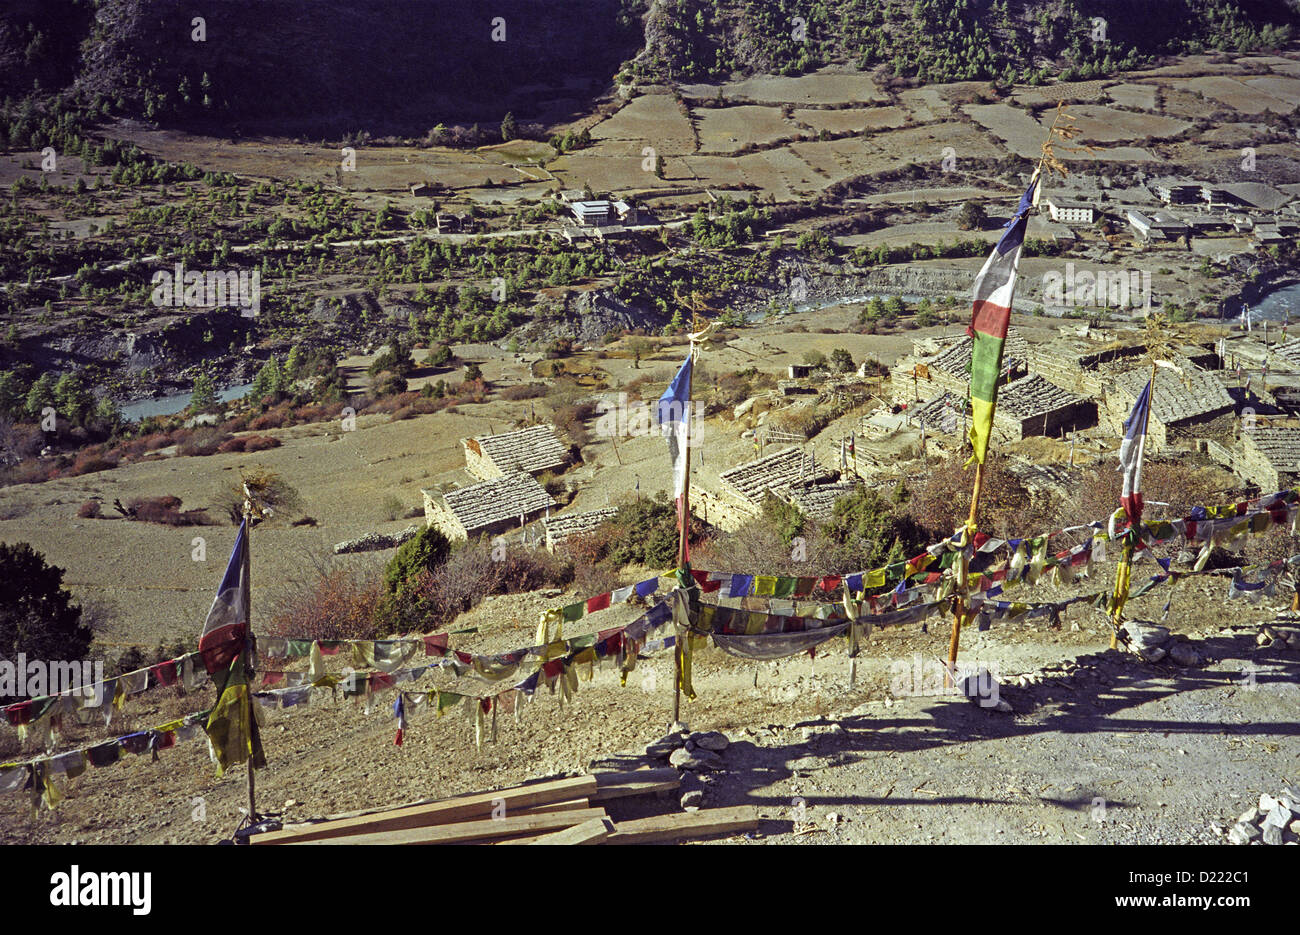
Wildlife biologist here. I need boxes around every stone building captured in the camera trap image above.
[889,331,1029,403]
[717,447,834,515]
[422,472,555,542]
[1028,334,1147,397]
[542,507,618,552]
[462,424,568,480]
[777,478,863,522]
[992,374,1096,441]
[1103,366,1235,452]
[1233,428,1300,493]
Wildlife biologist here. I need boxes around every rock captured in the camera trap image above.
[1168,642,1202,667]
[680,789,705,810]
[1132,624,1170,648]
[669,747,722,771]
[1139,646,1167,663]
[690,730,729,752]
[1238,808,1261,825]
[1263,824,1283,846]
[1290,819,1300,836]
[1228,823,1258,845]
[1264,805,1291,829]
[644,736,682,759]
[1260,793,1279,812]
[333,526,418,554]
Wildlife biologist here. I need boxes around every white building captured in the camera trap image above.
[1045,198,1095,224]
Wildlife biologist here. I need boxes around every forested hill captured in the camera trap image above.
[634,0,1299,85]
[0,0,644,135]
[0,0,1297,135]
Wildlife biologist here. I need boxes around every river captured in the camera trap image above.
[118,383,255,423]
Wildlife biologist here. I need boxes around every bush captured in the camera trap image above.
[501,383,548,400]
[267,561,386,642]
[177,428,232,456]
[127,495,210,526]
[0,542,93,698]
[383,525,452,596]
[77,500,100,518]
[216,435,282,454]
[907,453,1047,539]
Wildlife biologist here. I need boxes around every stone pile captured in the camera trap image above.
[1256,623,1300,651]
[645,726,731,812]
[1125,623,1205,666]
[333,526,419,554]
[1223,787,1300,845]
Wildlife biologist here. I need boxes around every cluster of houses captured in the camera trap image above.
[1035,179,1298,250]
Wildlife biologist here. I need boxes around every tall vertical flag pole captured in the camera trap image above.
[1110,364,1154,650]
[241,500,258,820]
[950,170,1041,683]
[659,322,709,726]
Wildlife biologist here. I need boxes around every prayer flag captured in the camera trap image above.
[966,173,1039,464]
[198,519,249,674]
[1117,379,1151,525]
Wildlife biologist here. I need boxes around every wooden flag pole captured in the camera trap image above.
[241,500,258,822]
[1110,361,1155,650]
[947,461,984,686]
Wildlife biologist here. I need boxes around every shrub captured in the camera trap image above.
[907,453,1046,539]
[0,542,93,697]
[383,525,452,596]
[267,561,386,642]
[501,383,547,400]
[177,428,232,456]
[127,495,210,526]
[77,500,100,518]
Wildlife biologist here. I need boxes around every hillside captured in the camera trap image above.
[2,0,645,135]
[634,0,1299,85]
[4,1,1300,136]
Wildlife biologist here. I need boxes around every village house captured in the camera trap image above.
[1103,365,1236,452]
[1154,182,1204,205]
[889,331,1030,403]
[1231,427,1300,493]
[422,472,555,542]
[1126,209,1190,242]
[989,374,1096,441]
[689,446,836,530]
[462,424,568,480]
[569,199,638,228]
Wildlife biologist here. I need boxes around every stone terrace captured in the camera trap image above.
[543,507,618,551]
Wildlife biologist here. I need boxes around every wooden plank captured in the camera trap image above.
[525,817,613,845]
[252,776,597,844]
[296,808,608,846]
[590,768,680,803]
[605,806,758,845]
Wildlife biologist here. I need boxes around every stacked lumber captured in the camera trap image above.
[251,769,757,845]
